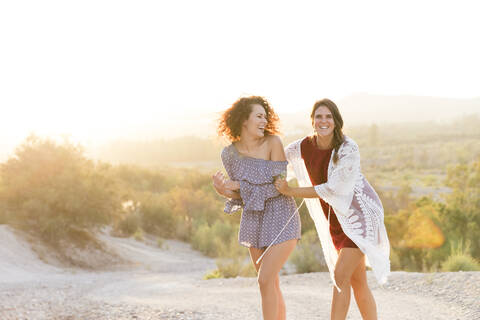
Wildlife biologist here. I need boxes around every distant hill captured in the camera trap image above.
[339,93,480,124]
[92,94,480,141]
[279,94,480,133]
[1,94,478,162]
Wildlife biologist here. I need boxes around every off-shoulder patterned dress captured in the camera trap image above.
[221,144,301,249]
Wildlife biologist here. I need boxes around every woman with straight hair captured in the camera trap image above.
[274,98,390,320]
[212,96,301,320]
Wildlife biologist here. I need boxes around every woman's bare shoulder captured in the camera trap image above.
[266,135,286,161]
[266,135,284,148]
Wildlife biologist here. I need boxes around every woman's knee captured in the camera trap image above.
[350,275,371,297]
[274,275,280,288]
[257,273,275,290]
[334,269,351,289]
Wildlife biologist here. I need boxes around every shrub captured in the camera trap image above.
[0,135,122,245]
[190,220,241,258]
[441,254,480,271]
[441,241,480,271]
[133,229,144,241]
[389,249,402,271]
[215,258,242,278]
[289,230,327,273]
[164,187,224,241]
[203,269,222,280]
[157,237,168,249]
[211,220,235,245]
[208,257,255,279]
[116,212,141,237]
[138,193,177,238]
[191,223,222,257]
[0,208,9,225]
[239,260,257,277]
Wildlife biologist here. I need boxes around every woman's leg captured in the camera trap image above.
[331,248,364,320]
[275,275,286,320]
[255,239,297,320]
[350,256,377,320]
[248,247,264,274]
[248,248,285,320]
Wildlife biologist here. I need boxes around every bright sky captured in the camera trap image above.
[1,0,479,147]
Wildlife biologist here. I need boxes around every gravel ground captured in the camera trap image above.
[0,225,478,320]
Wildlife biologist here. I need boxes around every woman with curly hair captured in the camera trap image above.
[212,96,301,320]
[274,99,390,320]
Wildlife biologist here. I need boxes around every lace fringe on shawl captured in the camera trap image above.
[285,136,390,288]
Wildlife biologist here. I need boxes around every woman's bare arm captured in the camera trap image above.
[274,178,318,198]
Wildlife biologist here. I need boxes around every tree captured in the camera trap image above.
[442,160,480,258]
[0,135,122,244]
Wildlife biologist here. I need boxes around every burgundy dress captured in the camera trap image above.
[301,137,358,251]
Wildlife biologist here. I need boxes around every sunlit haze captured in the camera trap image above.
[1,0,479,155]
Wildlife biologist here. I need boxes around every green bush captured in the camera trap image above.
[191,223,223,257]
[441,241,480,271]
[0,208,9,225]
[133,229,144,241]
[0,189,8,224]
[163,186,224,241]
[116,212,141,236]
[191,220,243,258]
[389,249,402,271]
[211,220,235,245]
[205,257,256,279]
[138,193,176,238]
[441,253,480,271]
[216,258,242,278]
[289,230,327,273]
[194,220,254,279]
[157,237,168,249]
[203,269,222,280]
[239,260,257,277]
[0,136,122,245]
[112,165,171,193]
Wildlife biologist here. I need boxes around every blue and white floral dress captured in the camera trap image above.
[221,144,301,249]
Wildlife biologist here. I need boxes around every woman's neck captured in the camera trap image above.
[314,134,333,150]
[237,134,264,153]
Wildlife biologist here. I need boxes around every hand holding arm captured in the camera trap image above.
[274,178,319,198]
[224,179,240,191]
[212,171,241,199]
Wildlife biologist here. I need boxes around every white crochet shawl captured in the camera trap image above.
[285,136,390,285]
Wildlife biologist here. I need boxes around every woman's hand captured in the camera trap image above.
[212,171,227,196]
[212,171,240,198]
[224,179,240,191]
[274,178,291,196]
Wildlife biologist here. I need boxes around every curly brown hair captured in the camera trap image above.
[217,96,280,142]
[310,98,345,164]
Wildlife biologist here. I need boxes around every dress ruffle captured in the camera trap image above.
[222,145,287,184]
[224,198,243,214]
[239,181,280,212]
[221,144,287,214]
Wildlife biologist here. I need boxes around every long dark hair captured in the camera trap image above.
[217,96,280,142]
[310,98,345,164]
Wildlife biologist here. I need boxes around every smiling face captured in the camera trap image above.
[241,103,267,138]
[312,106,335,137]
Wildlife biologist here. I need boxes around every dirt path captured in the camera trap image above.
[0,225,478,319]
